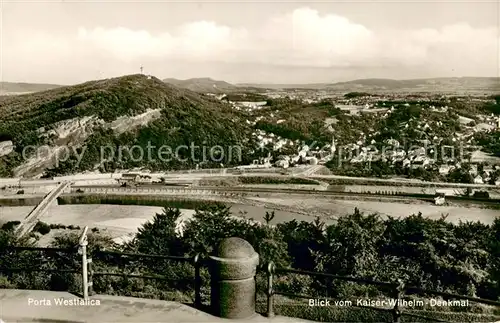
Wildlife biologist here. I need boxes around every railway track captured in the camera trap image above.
[69,184,499,206]
[72,184,408,196]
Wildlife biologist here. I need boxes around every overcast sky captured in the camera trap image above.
[1,0,499,84]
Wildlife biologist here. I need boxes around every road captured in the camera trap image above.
[144,166,499,189]
[1,165,498,193]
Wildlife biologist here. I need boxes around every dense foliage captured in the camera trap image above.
[483,95,500,115]
[0,75,257,176]
[222,92,268,102]
[475,131,500,157]
[344,92,374,98]
[1,204,500,321]
[255,99,341,145]
[238,176,319,185]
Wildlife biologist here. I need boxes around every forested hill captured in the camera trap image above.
[163,77,238,93]
[0,74,255,177]
[0,82,62,95]
[240,77,500,92]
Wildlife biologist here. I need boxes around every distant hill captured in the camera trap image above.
[239,77,500,93]
[163,77,238,93]
[8,76,497,96]
[329,77,500,92]
[0,74,254,177]
[0,82,62,95]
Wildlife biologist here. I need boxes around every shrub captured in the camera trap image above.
[473,191,490,199]
[1,220,21,231]
[239,176,319,185]
[33,221,51,235]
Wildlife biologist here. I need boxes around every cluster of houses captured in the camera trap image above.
[231,101,268,112]
[235,111,500,186]
[207,91,500,187]
[236,130,336,170]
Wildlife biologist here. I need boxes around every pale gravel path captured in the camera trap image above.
[0,289,316,323]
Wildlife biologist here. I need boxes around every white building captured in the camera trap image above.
[439,165,454,175]
[473,175,484,184]
[434,194,446,205]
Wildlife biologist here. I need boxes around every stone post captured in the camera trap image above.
[209,237,259,319]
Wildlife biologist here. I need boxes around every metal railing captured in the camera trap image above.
[0,226,204,306]
[1,228,500,322]
[264,262,500,323]
[79,226,203,306]
[0,246,80,274]
[89,249,203,307]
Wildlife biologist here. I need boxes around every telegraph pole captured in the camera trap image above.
[79,226,91,300]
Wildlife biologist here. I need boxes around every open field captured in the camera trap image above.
[470,150,500,164]
[0,203,307,245]
[236,184,327,190]
[314,175,500,188]
[245,196,500,225]
[2,193,499,246]
[0,205,167,245]
[0,203,307,229]
[338,184,500,198]
[2,172,499,246]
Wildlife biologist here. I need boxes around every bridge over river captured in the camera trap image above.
[14,182,70,237]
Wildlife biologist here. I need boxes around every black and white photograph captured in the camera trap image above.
[0,0,500,322]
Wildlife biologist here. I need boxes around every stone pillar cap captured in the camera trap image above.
[214,237,257,259]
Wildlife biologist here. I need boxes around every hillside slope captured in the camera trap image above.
[0,74,254,177]
[239,77,500,92]
[163,77,237,93]
[329,77,500,92]
[0,82,62,95]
